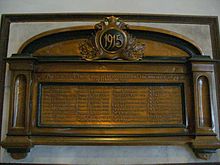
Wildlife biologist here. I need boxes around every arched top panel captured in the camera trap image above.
[18,25,202,58]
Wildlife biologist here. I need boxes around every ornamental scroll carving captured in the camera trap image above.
[79,16,145,61]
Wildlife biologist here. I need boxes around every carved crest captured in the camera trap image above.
[79,16,145,61]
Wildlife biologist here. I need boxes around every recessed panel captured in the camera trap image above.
[38,83,184,128]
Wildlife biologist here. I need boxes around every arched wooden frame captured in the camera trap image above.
[18,25,202,58]
[0,14,220,162]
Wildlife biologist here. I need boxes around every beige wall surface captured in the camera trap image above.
[0,0,220,164]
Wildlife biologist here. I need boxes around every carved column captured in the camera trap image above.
[197,76,212,129]
[1,55,36,159]
[190,57,220,160]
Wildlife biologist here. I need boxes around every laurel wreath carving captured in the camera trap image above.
[79,16,145,61]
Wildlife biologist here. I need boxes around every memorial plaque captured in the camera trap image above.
[2,14,220,160]
[38,83,184,127]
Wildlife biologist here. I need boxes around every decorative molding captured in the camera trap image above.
[79,16,145,61]
[0,14,220,163]
[12,74,26,128]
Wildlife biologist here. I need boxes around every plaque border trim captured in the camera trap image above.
[0,14,220,163]
[0,14,219,137]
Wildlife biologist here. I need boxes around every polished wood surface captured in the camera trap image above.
[0,14,220,161]
[18,25,201,56]
[3,54,220,160]
[17,25,199,58]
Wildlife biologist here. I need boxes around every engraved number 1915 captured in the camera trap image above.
[104,33,123,50]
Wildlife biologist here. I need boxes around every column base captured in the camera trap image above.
[1,136,32,159]
[190,136,220,160]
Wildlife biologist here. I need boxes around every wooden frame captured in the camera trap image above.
[0,13,220,162]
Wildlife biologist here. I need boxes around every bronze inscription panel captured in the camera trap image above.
[38,83,184,127]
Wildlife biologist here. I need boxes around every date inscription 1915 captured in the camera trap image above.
[100,29,126,53]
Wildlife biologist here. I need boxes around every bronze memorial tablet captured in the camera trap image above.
[1,15,220,160]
